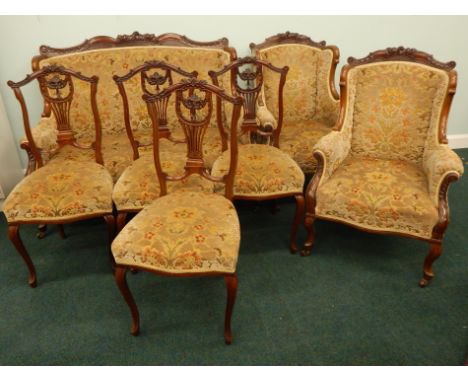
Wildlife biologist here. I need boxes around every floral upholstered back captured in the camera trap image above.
[256,44,339,127]
[348,62,450,164]
[39,46,232,141]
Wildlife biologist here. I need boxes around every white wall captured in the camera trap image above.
[1,15,468,168]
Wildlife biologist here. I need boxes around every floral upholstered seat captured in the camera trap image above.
[112,150,214,212]
[212,144,304,198]
[4,160,113,224]
[112,191,239,274]
[251,32,340,174]
[302,47,464,287]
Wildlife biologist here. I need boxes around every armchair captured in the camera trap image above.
[302,47,464,287]
[250,32,340,174]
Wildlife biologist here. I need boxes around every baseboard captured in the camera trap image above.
[448,134,468,149]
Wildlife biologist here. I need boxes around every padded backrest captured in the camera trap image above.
[347,61,450,164]
[38,45,233,141]
[255,44,339,127]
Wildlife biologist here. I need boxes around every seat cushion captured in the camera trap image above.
[112,152,214,212]
[3,160,113,224]
[211,144,304,198]
[280,121,333,174]
[315,156,438,239]
[112,191,240,274]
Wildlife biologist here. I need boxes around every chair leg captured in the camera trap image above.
[419,243,442,288]
[103,215,116,269]
[290,194,305,254]
[224,273,238,345]
[301,212,316,257]
[116,212,127,234]
[115,266,140,336]
[36,224,47,239]
[57,224,66,239]
[7,224,37,288]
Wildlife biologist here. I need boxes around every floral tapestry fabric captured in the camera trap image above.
[3,160,113,223]
[280,120,333,174]
[349,62,449,164]
[257,44,339,129]
[211,144,304,197]
[113,149,214,212]
[40,46,232,136]
[315,156,438,239]
[111,191,240,274]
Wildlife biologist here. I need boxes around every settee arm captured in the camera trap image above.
[19,117,58,175]
[423,145,464,205]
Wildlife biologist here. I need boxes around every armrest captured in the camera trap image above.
[255,104,277,130]
[313,130,351,185]
[20,116,58,151]
[423,145,464,204]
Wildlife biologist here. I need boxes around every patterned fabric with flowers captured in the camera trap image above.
[3,160,113,223]
[113,148,214,212]
[111,191,240,274]
[211,144,304,197]
[279,120,334,174]
[349,62,449,164]
[315,156,439,239]
[40,46,232,137]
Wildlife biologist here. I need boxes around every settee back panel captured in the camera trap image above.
[347,61,450,164]
[38,46,233,141]
[256,44,339,128]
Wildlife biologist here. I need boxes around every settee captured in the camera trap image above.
[21,31,237,181]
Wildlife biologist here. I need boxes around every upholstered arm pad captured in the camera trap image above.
[20,117,58,151]
[423,145,464,204]
[313,130,351,184]
[255,104,277,130]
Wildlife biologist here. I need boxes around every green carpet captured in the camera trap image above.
[1,150,467,365]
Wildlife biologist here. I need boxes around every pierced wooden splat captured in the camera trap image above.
[7,64,103,166]
[113,61,198,159]
[209,57,288,147]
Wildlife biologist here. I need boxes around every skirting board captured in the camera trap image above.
[0,134,467,213]
[448,134,468,149]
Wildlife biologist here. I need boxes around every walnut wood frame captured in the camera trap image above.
[20,32,237,175]
[250,31,340,101]
[208,56,289,148]
[6,65,115,287]
[114,78,243,343]
[209,57,303,253]
[301,47,460,287]
[113,60,198,160]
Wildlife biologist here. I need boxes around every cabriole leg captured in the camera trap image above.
[8,224,37,288]
[419,243,442,288]
[290,194,305,254]
[301,212,316,257]
[115,266,140,335]
[224,273,238,345]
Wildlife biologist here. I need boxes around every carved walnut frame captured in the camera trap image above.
[22,32,237,175]
[6,65,115,288]
[114,79,244,343]
[302,47,459,288]
[113,60,198,160]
